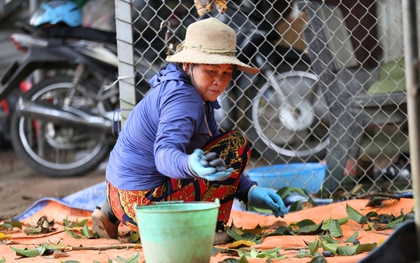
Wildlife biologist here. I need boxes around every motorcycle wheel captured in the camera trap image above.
[248,71,329,163]
[10,76,114,177]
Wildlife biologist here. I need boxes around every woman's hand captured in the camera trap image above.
[248,186,288,217]
[188,149,233,181]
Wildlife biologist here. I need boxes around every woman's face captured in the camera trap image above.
[184,63,234,101]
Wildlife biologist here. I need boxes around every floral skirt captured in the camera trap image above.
[106,130,251,232]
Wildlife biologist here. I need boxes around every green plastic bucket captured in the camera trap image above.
[135,200,220,263]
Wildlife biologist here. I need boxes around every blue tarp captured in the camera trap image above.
[14,179,413,222]
[13,181,106,221]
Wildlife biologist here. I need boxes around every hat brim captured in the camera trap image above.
[166,49,259,75]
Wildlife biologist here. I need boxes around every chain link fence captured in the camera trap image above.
[115,0,412,197]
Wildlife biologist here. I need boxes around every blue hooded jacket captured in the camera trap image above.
[106,63,256,202]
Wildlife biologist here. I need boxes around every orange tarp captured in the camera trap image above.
[0,198,414,263]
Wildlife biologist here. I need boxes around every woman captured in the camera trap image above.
[91,17,287,244]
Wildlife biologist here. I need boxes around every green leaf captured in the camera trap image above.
[78,219,88,227]
[295,249,312,258]
[329,220,343,238]
[237,249,247,257]
[378,214,393,223]
[295,219,316,228]
[63,218,71,227]
[258,246,281,257]
[289,200,303,212]
[64,228,82,239]
[276,187,292,199]
[336,243,377,256]
[46,240,67,250]
[10,246,39,257]
[395,209,405,219]
[309,252,327,263]
[307,239,320,256]
[337,217,349,225]
[226,227,247,241]
[277,187,308,199]
[237,256,249,263]
[271,255,287,260]
[296,222,322,235]
[346,204,368,224]
[272,226,292,235]
[0,256,5,263]
[363,223,373,231]
[321,217,347,231]
[0,221,22,230]
[387,216,406,229]
[344,231,359,242]
[336,245,357,256]
[116,252,140,263]
[128,232,140,243]
[355,243,377,254]
[321,241,338,255]
[319,233,339,244]
[241,232,259,242]
[250,248,259,258]
[66,217,89,227]
[37,243,47,256]
[290,219,317,233]
[365,211,379,219]
[321,220,330,231]
[219,258,240,263]
[81,225,92,238]
[74,217,80,226]
[236,247,283,259]
[0,223,13,230]
[222,255,249,263]
[64,218,88,228]
[229,226,264,244]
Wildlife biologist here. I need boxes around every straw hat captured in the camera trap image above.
[166,18,259,74]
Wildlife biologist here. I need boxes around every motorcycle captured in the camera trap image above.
[0,19,156,177]
[0,0,328,177]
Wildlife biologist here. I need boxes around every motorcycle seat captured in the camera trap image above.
[15,21,117,45]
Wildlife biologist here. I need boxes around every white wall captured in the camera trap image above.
[376,0,420,63]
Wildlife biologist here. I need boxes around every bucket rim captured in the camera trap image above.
[134,200,220,213]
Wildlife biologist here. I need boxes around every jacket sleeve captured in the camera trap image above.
[235,174,258,203]
[154,83,208,179]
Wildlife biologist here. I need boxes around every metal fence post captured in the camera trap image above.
[402,0,420,257]
[115,0,136,126]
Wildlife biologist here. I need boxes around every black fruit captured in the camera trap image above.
[322,251,334,257]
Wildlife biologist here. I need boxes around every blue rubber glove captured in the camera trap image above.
[188,149,233,181]
[248,186,287,217]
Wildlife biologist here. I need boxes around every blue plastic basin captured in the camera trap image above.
[245,163,326,194]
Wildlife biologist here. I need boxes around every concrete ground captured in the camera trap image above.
[0,146,105,220]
